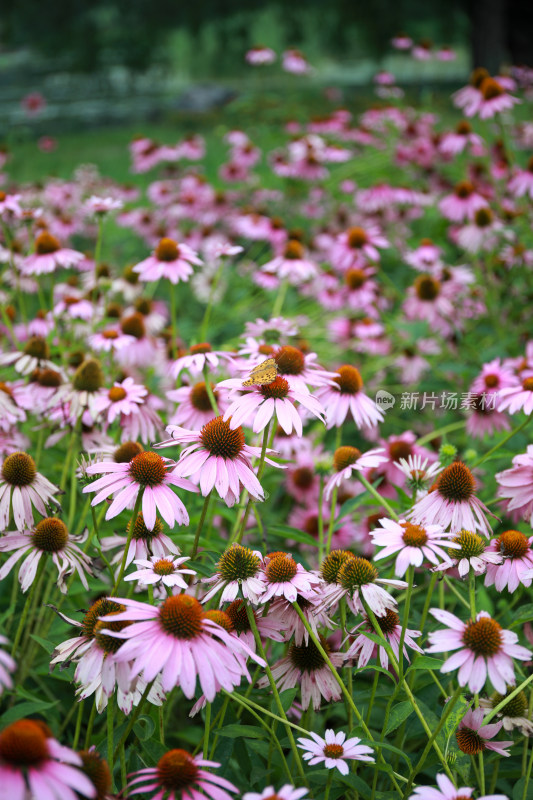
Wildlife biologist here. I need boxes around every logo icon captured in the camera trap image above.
[375,390,395,411]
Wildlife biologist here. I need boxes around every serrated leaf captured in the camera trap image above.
[219,724,265,740]
[385,701,414,735]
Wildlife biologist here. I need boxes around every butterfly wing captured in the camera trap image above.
[242,358,278,386]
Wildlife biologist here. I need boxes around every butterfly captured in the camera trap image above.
[242,357,278,387]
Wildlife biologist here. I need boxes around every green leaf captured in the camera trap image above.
[385,701,415,735]
[406,655,444,673]
[219,724,265,740]
[352,665,397,683]
[514,777,533,800]
[272,688,298,713]
[0,699,59,726]
[28,634,56,654]
[133,715,155,741]
[339,772,372,798]
[376,740,412,765]
[514,603,533,623]
[269,525,318,547]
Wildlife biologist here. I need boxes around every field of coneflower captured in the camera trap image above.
[2,47,533,800]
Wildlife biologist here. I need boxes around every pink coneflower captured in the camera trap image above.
[133,237,202,284]
[126,750,238,800]
[434,529,503,577]
[346,607,423,669]
[85,195,123,215]
[496,446,533,523]
[324,446,387,501]
[455,207,501,253]
[0,336,57,376]
[426,608,531,693]
[259,636,344,710]
[0,382,26,431]
[124,555,195,590]
[245,45,277,65]
[216,598,285,653]
[219,375,325,436]
[282,49,311,75]
[391,33,413,50]
[409,773,507,800]
[0,719,96,799]
[88,326,136,353]
[259,552,320,603]
[260,240,318,285]
[83,450,197,530]
[168,381,228,430]
[94,377,148,425]
[471,357,516,396]
[331,225,389,270]
[371,518,459,577]
[315,365,384,430]
[269,345,335,395]
[475,77,520,119]
[201,544,266,605]
[49,358,106,422]
[455,708,512,757]
[480,688,533,736]
[396,454,443,495]
[408,461,494,537]
[375,432,438,489]
[114,313,157,369]
[22,231,84,275]
[169,342,234,380]
[297,730,374,774]
[484,529,533,592]
[438,181,488,222]
[244,787,307,800]
[0,636,15,695]
[100,594,264,699]
[497,373,533,415]
[508,156,533,199]
[0,451,60,531]
[268,595,335,646]
[156,417,280,505]
[52,291,93,321]
[50,597,164,713]
[439,120,485,157]
[320,549,407,616]
[0,518,92,593]
[466,395,511,439]
[100,508,182,574]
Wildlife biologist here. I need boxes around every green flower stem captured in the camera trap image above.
[325,485,338,555]
[398,566,415,681]
[358,475,399,521]
[489,760,500,794]
[191,492,212,561]
[339,600,353,729]
[202,365,219,415]
[484,672,533,725]
[244,604,308,786]
[524,743,533,800]
[402,684,464,799]
[11,556,46,658]
[365,671,380,726]
[170,282,178,346]
[209,695,230,759]
[120,746,127,793]
[416,421,466,446]
[111,490,143,596]
[224,690,293,783]
[324,771,334,800]
[72,700,84,750]
[272,278,289,317]
[60,424,79,491]
[468,567,476,618]
[362,600,455,782]
[228,691,309,736]
[203,702,211,759]
[471,414,531,469]
[235,421,271,545]
[290,602,403,796]
[317,475,325,562]
[84,701,97,749]
[107,694,116,790]
[443,575,470,610]
[200,264,224,341]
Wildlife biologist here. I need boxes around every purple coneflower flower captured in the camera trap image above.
[324,446,387,501]
[133,237,202,284]
[485,529,533,592]
[0,719,96,799]
[297,730,374,774]
[0,636,16,696]
[201,544,266,605]
[434,529,503,577]
[427,608,531,694]
[346,607,423,669]
[315,365,384,429]
[496,446,533,524]
[259,552,320,603]
[126,750,238,800]
[455,708,513,757]
[125,555,195,590]
[22,231,84,275]
[319,549,407,616]
[83,450,197,530]
[408,772,507,800]
[0,451,60,531]
[371,518,459,577]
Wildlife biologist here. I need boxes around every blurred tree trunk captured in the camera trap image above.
[467,0,506,73]
[506,0,533,65]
